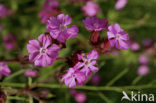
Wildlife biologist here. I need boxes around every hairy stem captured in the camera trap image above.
[1,82,156,93]
[132,76,142,85]
[7,96,28,101]
[106,68,128,86]
[4,69,25,81]
[98,92,113,103]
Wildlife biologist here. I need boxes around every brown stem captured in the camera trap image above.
[0,59,19,63]
[56,57,67,61]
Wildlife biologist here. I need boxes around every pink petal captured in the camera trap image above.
[27,40,40,53]
[107,32,115,39]
[87,50,99,60]
[115,0,128,10]
[47,44,60,57]
[38,34,52,48]
[118,39,129,49]
[47,17,60,30]
[114,24,122,33]
[74,62,84,69]
[109,38,116,47]
[50,29,60,39]
[90,61,97,65]
[1,66,11,76]
[57,14,72,26]
[81,66,91,77]
[69,78,76,88]
[89,65,98,72]
[121,33,129,40]
[108,24,117,34]
[75,72,86,85]
[29,52,40,62]
[34,55,46,67]
[45,55,54,66]
[57,31,68,43]
[64,15,72,26]
[67,25,79,38]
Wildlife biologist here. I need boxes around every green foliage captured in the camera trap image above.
[0,0,156,103]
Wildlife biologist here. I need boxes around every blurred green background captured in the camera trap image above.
[0,0,156,103]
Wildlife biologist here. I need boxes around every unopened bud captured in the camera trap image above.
[90,31,100,45]
[100,39,112,54]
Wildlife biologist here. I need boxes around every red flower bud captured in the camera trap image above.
[100,39,112,54]
[90,31,100,45]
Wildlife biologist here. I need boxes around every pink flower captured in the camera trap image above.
[0,62,11,76]
[82,1,99,17]
[90,74,101,84]
[130,42,140,51]
[138,55,149,64]
[39,9,60,24]
[0,4,9,18]
[70,90,87,103]
[74,92,87,103]
[24,70,39,78]
[115,0,128,10]
[27,34,60,67]
[43,0,59,11]
[107,24,129,49]
[46,14,79,43]
[39,0,60,24]
[62,67,86,88]
[3,34,16,50]
[142,39,154,48]
[82,17,108,31]
[76,50,99,76]
[137,65,149,76]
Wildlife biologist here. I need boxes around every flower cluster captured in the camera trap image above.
[83,16,129,50]
[62,50,99,88]
[27,14,79,67]
[28,13,130,88]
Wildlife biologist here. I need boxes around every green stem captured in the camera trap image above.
[1,82,156,92]
[97,68,128,102]
[98,92,113,103]
[4,69,25,81]
[28,77,32,86]
[106,69,128,86]
[7,96,28,101]
[28,77,33,103]
[132,76,142,85]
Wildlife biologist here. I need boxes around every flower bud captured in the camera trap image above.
[90,31,100,45]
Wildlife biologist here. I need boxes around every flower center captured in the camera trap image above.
[84,59,90,67]
[116,33,121,39]
[93,23,98,27]
[0,66,2,70]
[40,48,47,53]
[60,24,66,30]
